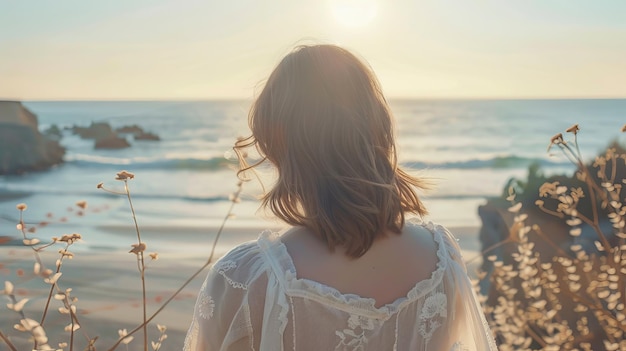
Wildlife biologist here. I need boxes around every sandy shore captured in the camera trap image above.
[0,224,482,350]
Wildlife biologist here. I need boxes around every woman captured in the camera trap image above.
[184,44,497,351]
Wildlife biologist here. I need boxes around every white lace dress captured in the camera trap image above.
[184,220,497,351]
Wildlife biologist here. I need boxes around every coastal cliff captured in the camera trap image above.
[0,101,65,174]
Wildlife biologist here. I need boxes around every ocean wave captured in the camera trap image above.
[403,155,572,170]
[65,154,236,170]
[63,153,572,171]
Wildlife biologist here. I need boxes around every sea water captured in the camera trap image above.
[0,99,624,251]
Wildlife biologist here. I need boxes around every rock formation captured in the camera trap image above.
[94,135,131,149]
[72,122,115,140]
[71,122,159,149]
[0,101,65,175]
[116,124,160,141]
[134,132,160,141]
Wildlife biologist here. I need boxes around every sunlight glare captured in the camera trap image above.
[330,0,378,28]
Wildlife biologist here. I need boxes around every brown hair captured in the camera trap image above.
[235,44,429,257]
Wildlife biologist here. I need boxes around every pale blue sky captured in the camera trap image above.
[1,0,625,100]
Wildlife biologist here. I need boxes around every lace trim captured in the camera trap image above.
[257,219,448,318]
[418,292,447,342]
[212,260,248,290]
[257,229,294,339]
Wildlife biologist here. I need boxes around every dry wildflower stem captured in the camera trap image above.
[3,207,88,351]
[16,206,49,282]
[118,173,149,351]
[43,239,85,351]
[0,330,17,351]
[39,243,67,326]
[104,179,244,351]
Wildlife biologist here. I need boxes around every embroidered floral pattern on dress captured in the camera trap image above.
[213,259,248,290]
[418,292,447,342]
[197,292,215,319]
[450,341,469,351]
[335,314,377,350]
[348,314,376,330]
[335,329,366,351]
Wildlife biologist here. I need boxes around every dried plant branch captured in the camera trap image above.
[0,330,17,351]
[481,124,626,350]
[120,177,148,351]
[105,180,244,351]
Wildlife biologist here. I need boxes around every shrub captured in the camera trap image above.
[480,124,626,350]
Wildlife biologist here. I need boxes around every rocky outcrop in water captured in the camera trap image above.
[94,135,131,149]
[0,101,65,175]
[72,122,115,140]
[71,122,159,149]
[116,124,161,141]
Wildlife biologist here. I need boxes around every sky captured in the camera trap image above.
[1,0,626,100]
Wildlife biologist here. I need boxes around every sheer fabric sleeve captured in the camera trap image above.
[439,226,498,351]
[184,242,265,351]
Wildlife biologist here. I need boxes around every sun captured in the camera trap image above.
[330,0,378,29]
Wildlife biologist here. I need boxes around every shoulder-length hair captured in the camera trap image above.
[235,44,429,257]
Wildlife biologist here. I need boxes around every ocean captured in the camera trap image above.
[1,99,624,252]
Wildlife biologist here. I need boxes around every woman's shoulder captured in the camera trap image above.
[209,237,268,287]
[405,218,465,264]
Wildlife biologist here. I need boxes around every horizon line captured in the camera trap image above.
[3,95,626,103]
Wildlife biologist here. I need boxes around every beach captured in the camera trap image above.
[0,223,482,350]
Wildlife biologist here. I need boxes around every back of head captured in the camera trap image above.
[236,44,428,257]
